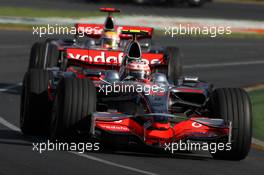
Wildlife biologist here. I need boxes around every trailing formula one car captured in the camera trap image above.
[28,8,182,84]
[21,29,252,160]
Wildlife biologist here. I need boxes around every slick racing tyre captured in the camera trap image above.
[154,47,182,85]
[50,78,96,139]
[209,88,252,160]
[29,42,45,69]
[158,47,182,84]
[29,41,59,69]
[20,69,53,135]
[167,47,183,85]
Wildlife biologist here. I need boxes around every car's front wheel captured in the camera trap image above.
[20,69,53,135]
[50,78,96,139]
[209,88,252,160]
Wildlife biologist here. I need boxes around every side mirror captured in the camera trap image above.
[83,69,102,77]
[140,42,150,49]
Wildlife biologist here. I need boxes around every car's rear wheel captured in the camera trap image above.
[167,47,183,85]
[20,69,53,135]
[154,47,183,85]
[187,0,205,7]
[46,42,59,68]
[209,88,252,160]
[29,42,45,69]
[29,41,59,69]
[50,78,96,139]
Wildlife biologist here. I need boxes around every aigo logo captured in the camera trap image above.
[67,48,164,65]
[98,124,130,132]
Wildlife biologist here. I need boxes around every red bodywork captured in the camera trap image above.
[66,22,164,70]
[94,113,229,146]
[75,23,154,39]
[66,48,165,67]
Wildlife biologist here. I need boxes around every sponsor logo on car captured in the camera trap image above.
[98,124,130,132]
[67,48,164,65]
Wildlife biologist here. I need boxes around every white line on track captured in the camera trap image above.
[0,116,158,175]
[70,151,158,175]
[0,60,262,89]
[0,82,22,92]
[184,60,264,69]
[0,60,263,92]
[0,45,30,49]
[0,116,21,132]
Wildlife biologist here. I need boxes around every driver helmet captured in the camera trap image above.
[101,31,120,49]
[125,60,150,80]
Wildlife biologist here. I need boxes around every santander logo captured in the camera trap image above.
[67,48,163,65]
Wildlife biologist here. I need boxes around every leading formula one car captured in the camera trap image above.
[28,7,182,85]
[20,30,252,160]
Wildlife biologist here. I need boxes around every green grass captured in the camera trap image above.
[0,23,33,30]
[0,6,104,18]
[250,89,264,141]
[154,29,264,39]
[216,0,264,4]
[0,6,264,39]
[1,23,264,39]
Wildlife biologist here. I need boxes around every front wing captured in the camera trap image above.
[89,112,231,147]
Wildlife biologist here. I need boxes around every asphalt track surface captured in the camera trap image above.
[0,30,264,175]
[2,0,264,20]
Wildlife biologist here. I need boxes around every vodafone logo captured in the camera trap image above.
[114,120,123,123]
[67,48,163,65]
[68,51,124,64]
[192,122,202,128]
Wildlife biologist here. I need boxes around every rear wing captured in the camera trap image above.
[66,48,164,67]
[100,7,121,13]
[75,23,154,39]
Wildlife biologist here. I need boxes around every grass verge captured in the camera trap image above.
[1,23,264,39]
[250,89,264,141]
[215,0,264,5]
[154,29,264,39]
[0,6,104,18]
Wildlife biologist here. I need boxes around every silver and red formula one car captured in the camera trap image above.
[21,29,252,160]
